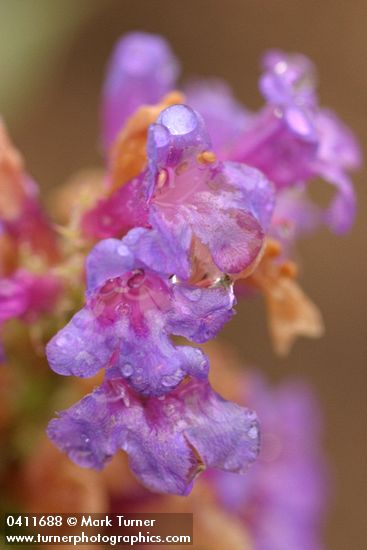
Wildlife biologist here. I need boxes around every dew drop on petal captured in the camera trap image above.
[117,244,130,257]
[121,363,134,377]
[248,424,259,440]
[161,374,179,387]
[81,433,91,445]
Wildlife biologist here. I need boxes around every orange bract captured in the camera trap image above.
[247,239,324,355]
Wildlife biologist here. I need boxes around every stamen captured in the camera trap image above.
[197,151,216,164]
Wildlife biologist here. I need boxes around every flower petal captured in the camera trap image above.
[86,238,134,293]
[47,377,260,495]
[168,283,235,342]
[114,326,209,396]
[46,308,119,377]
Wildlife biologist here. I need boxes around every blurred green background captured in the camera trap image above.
[0,1,366,548]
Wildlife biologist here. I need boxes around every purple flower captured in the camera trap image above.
[102,32,179,149]
[270,185,322,252]
[206,373,327,550]
[260,50,318,110]
[151,39,360,237]
[145,104,274,275]
[47,375,260,495]
[47,227,235,396]
[230,50,361,234]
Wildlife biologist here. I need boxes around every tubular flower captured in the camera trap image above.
[102,32,179,150]
[145,104,274,275]
[221,50,361,234]
[47,228,235,396]
[47,375,260,495]
[205,372,327,550]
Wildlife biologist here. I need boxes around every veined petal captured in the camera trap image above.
[168,282,235,342]
[47,377,260,495]
[114,323,208,396]
[147,104,273,276]
[46,308,120,377]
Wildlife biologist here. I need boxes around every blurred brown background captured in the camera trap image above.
[1,1,366,548]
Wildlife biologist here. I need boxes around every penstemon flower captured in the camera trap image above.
[102,32,179,150]
[47,375,259,495]
[47,227,235,395]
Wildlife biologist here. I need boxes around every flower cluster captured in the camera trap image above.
[42,32,360,495]
[0,32,359,503]
[47,103,267,493]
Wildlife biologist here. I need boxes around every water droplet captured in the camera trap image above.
[117,244,130,257]
[56,334,69,347]
[187,288,202,301]
[199,359,208,371]
[121,363,134,377]
[161,375,178,388]
[248,425,258,440]
[81,433,91,445]
[274,60,287,74]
